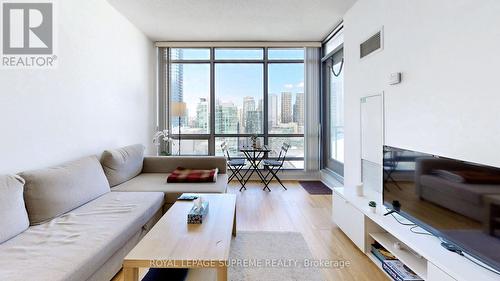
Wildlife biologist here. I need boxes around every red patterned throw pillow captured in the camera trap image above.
[167,167,218,183]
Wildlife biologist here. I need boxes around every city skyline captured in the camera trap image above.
[169,57,304,119]
[184,91,304,135]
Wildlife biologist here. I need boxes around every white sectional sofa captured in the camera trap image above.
[100,144,228,210]
[0,144,228,281]
[110,156,228,209]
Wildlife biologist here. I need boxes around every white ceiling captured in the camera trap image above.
[107,0,356,41]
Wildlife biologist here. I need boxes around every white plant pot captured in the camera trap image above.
[369,206,377,214]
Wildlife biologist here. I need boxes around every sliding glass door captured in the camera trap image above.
[323,48,344,177]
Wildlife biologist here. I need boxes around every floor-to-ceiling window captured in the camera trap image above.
[162,47,305,169]
[168,48,211,155]
[322,28,344,177]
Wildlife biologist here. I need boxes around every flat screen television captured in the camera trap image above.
[383,146,500,273]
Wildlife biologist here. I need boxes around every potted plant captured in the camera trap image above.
[153,130,174,156]
[368,201,377,213]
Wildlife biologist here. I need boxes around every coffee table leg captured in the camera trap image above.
[123,267,139,281]
[217,266,228,281]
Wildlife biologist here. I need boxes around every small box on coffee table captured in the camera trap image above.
[187,201,209,224]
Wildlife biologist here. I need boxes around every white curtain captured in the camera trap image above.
[304,47,321,172]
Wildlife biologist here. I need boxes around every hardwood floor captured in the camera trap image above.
[113,181,388,281]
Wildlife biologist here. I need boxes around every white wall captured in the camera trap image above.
[0,0,155,174]
[343,0,500,189]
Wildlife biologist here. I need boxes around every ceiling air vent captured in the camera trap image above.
[360,31,382,59]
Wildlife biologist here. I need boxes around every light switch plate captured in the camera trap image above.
[389,72,402,85]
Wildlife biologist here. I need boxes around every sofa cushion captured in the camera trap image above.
[0,175,29,244]
[112,173,228,203]
[20,156,110,225]
[101,144,145,187]
[0,191,163,281]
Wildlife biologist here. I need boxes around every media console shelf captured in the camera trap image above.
[332,187,499,281]
[369,232,427,279]
[366,250,394,280]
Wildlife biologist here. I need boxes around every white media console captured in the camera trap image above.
[332,187,499,281]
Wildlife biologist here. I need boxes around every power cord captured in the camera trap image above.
[385,208,415,226]
[391,213,415,226]
[386,208,500,276]
[409,225,433,236]
[451,248,500,275]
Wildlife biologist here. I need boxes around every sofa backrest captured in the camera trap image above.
[20,156,110,225]
[142,156,227,174]
[101,144,145,187]
[0,175,29,243]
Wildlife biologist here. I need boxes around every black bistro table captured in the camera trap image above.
[239,145,272,191]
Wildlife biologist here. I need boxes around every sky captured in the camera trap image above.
[171,49,305,116]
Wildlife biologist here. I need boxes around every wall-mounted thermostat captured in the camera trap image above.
[389,72,402,85]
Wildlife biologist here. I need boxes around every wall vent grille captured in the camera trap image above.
[360,31,382,58]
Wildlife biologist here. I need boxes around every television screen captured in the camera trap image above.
[383,146,500,272]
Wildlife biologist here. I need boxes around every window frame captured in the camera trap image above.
[161,47,305,168]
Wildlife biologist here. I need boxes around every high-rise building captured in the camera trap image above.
[269,94,279,128]
[237,108,243,131]
[242,96,255,132]
[281,92,292,123]
[196,98,208,131]
[170,49,185,126]
[216,101,238,134]
[246,111,262,133]
[257,99,263,112]
[293,92,304,126]
[170,49,184,103]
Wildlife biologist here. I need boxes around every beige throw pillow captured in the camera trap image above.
[0,175,29,243]
[101,144,145,187]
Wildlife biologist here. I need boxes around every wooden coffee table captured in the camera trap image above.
[123,193,237,281]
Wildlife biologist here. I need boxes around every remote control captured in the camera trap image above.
[178,195,199,201]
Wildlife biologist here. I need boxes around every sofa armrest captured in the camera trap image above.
[142,156,227,174]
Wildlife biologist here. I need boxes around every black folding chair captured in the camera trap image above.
[262,143,290,191]
[221,142,247,189]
